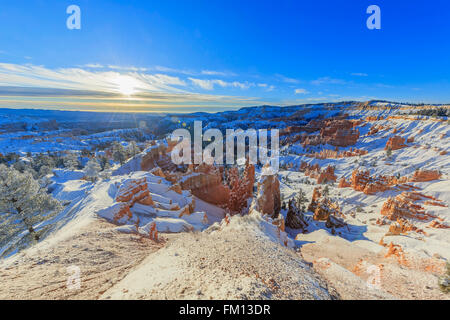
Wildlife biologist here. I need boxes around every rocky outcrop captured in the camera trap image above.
[227,162,255,214]
[300,162,336,184]
[252,166,281,219]
[116,178,154,207]
[180,164,231,206]
[368,124,389,135]
[409,170,441,182]
[317,165,337,184]
[387,218,425,235]
[141,142,178,172]
[308,187,341,221]
[351,169,390,195]
[306,148,368,160]
[338,177,351,188]
[313,198,340,221]
[380,193,431,221]
[301,119,360,148]
[385,136,406,151]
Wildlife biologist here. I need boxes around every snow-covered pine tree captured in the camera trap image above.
[63,152,79,170]
[0,164,61,256]
[84,158,101,182]
[112,141,127,165]
[127,141,140,158]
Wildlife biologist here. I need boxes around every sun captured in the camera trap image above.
[113,75,139,96]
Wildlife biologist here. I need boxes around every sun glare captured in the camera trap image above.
[114,75,139,96]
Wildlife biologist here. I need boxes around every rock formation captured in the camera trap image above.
[409,170,441,182]
[317,165,337,184]
[380,193,430,221]
[388,218,425,235]
[306,148,368,160]
[116,178,154,207]
[300,162,337,184]
[308,187,341,221]
[180,164,231,206]
[252,166,281,219]
[385,136,406,151]
[227,163,255,214]
[338,177,351,188]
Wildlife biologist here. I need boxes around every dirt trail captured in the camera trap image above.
[0,219,165,300]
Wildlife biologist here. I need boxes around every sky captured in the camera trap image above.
[0,0,449,113]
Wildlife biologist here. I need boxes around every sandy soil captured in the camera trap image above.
[300,234,449,300]
[0,219,165,300]
[101,216,340,300]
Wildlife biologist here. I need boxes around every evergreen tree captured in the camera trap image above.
[0,165,61,256]
[296,189,308,212]
[127,141,140,158]
[63,152,79,170]
[84,158,101,182]
[112,141,127,165]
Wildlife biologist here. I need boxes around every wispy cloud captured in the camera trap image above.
[0,63,187,94]
[294,88,309,94]
[311,77,348,85]
[0,63,271,112]
[258,83,275,92]
[276,74,301,84]
[188,78,253,90]
[351,72,368,77]
[201,70,236,77]
[83,63,104,68]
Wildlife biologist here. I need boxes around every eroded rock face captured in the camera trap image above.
[306,148,368,160]
[317,165,337,184]
[385,136,406,151]
[338,177,351,188]
[253,168,281,219]
[388,218,425,236]
[300,162,336,184]
[227,163,255,214]
[409,170,441,182]
[288,119,361,148]
[180,164,231,206]
[350,169,405,195]
[381,193,430,221]
[116,178,154,207]
[302,125,360,148]
[308,187,341,221]
[308,187,322,213]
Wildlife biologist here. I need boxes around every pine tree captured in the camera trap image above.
[296,189,308,212]
[127,141,140,158]
[112,141,127,165]
[99,155,111,171]
[63,152,79,170]
[84,158,101,182]
[0,164,61,255]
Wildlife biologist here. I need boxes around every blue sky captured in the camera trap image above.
[0,0,449,112]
